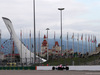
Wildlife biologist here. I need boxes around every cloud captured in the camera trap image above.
[0,0,100,39]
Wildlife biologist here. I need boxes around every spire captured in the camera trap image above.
[55,41,59,46]
[42,35,48,46]
[44,35,46,38]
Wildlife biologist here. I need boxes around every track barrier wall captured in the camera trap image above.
[37,65,100,71]
[0,66,100,70]
[0,66,36,70]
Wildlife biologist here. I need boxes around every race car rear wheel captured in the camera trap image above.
[66,67,69,70]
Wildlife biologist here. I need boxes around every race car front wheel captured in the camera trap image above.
[52,67,55,70]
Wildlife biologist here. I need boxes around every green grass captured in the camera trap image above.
[42,54,100,66]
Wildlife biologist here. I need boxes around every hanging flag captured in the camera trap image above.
[32,44,34,48]
[0,30,1,39]
[92,36,97,43]
[27,45,28,48]
[92,40,94,43]
[20,30,22,37]
[72,33,74,39]
[30,30,31,37]
[77,33,79,54]
[77,33,79,41]
[85,34,87,41]
[94,36,97,43]
[72,33,74,53]
[1,45,4,48]
[92,35,94,43]
[81,34,83,40]
[88,35,90,42]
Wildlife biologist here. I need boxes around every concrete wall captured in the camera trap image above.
[37,66,100,71]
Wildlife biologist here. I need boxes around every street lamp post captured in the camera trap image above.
[46,28,50,60]
[33,0,36,64]
[58,8,65,55]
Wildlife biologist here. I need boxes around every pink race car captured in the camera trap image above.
[52,64,69,70]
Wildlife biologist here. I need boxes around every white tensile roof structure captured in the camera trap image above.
[2,17,46,64]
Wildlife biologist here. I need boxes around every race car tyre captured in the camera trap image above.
[52,67,55,70]
[66,67,69,70]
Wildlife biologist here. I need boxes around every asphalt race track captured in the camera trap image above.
[0,70,100,75]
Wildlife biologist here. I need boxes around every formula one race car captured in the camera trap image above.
[52,64,69,70]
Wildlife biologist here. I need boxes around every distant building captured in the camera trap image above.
[98,43,100,47]
[90,47,100,55]
[5,54,20,58]
[52,41,61,55]
[64,49,74,54]
[4,54,20,62]
[41,35,48,57]
[0,52,4,60]
[41,35,61,57]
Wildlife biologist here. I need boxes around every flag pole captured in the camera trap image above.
[10,29,13,64]
[54,31,55,43]
[82,34,84,55]
[41,34,42,57]
[67,32,68,51]
[29,30,31,64]
[94,35,96,64]
[93,35,95,52]
[26,29,28,65]
[0,30,1,53]
[88,34,90,55]
[72,33,74,56]
[77,33,79,55]
[54,31,55,58]
[81,34,83,55]
[20,30,22,65]
[37,32,38,63]
[37,31,40,63]
[39,31,40,63]
[22,29,25,60]
[89,35,90,54]
[85,34,87,54]
[94,35,95,52]
[67,32,68,57]
[95,36,96,51]
[93,35,94,52]
[91,35,92,54]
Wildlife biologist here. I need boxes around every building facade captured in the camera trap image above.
[41,35,48,57]
[41,35,61,57]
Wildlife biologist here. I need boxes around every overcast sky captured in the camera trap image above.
[0,0,100,40]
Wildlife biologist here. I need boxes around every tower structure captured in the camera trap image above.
[52,41,61,55]
[2,17,46,63]
[41,35,48,57]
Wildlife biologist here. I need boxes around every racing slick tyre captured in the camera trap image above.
[66,67,69,70]
[52,67,55,70]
